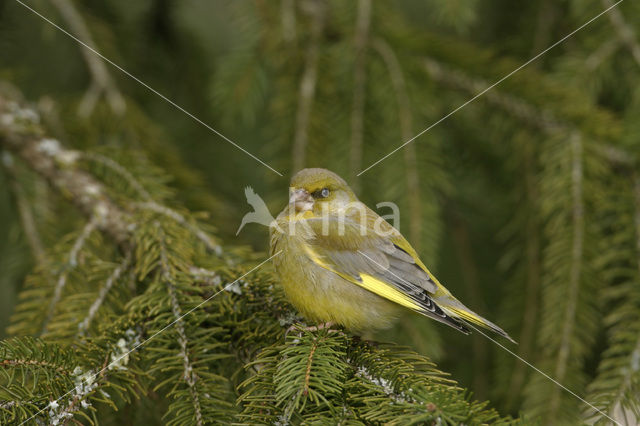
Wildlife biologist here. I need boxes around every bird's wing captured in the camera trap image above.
[300,216,470,333]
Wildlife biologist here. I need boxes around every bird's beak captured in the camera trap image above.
[289,187,314,212]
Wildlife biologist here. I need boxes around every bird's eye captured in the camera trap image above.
[312,188,330,199]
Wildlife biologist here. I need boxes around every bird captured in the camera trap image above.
[269,168,515,342]
[236,186,276,235]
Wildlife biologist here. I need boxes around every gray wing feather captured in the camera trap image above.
[305,219,470,334]
[310,231,437,295]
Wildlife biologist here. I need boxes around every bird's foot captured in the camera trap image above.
[285,321,344,337]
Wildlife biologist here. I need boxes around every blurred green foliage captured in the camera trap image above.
[1,0,639,423]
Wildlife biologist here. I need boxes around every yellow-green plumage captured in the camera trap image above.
[271,219,401,330]
[270,168,515,341]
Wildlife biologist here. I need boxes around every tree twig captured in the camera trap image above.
[0,96,132,245]
[450,212,488,399]
[1,152,47,264]
[602,0,640,68]
[374,38,422,249]
[48,0,126,116]
[422,57,634,169]
[548,132,584,421]
[506,142,542,409]
[133,201,221,254]
[291,0,325,172]
[43,214,100,335]
[281,0,297,43]
[158,225,204,426]
[77,252,132,337]
[349,0,371,192]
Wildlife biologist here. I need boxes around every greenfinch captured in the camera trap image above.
[270,168,514,342]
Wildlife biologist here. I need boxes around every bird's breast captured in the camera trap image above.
[270,227,399,330]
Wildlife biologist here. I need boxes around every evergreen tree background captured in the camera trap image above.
[0,0,639,424]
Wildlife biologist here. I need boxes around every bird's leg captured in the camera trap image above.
[285,321,343,337]
[306,321,337,332]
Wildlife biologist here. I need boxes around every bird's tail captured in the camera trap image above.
[437,297,516,343]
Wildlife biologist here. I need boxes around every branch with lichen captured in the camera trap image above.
[157,224,204,426]
[0,332,141,425]
[0,91,225,423]
[0,88,516,424]
[0,99,131,245]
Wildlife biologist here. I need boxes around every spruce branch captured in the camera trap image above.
[78,150,220,253]
[1,152,47,264]
[584,174,640,423]
[0,95,221,255]
[585,39,621,71]
[348,0,371,191]
[80,152,152,200]
[77,251,132,337]
[2,1,635,422]
[522,125,605,421]
[157,224,204,426]
[636,177,640,276]
[373,37,422,250]
[188,266,219,281]
[280,0,297,43]
[602,0,640,68]
[422,56,634,169]
[503,141,542,411]
[43,213,100,335]
[291,0,325,171]
[423,57,563,132]
[0,92,228,421]
[48,0,126,116]
[0,335,139,425]
[0,100,131,246]
[0,86,517,424]
[450,214,490,399]
[530,0,559,56]
[133,202,221,255]
[0,356,73,376]
[548,132,585,421]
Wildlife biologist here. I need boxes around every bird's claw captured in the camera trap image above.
[285,321,344,337]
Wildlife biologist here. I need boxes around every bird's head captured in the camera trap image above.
[288,168,358,215]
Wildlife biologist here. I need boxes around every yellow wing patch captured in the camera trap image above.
[359,274,421,311]
[303,245,330,268]
[443,306,485,325]
[303,245,420,311]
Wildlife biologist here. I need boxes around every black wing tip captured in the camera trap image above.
[499,330,518,344]
[486,323,518,344]
[414,296,473,335]
[409,287,516,342]
[438,311,472,335]
[448,316,471,334]
[465,320,519,344]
